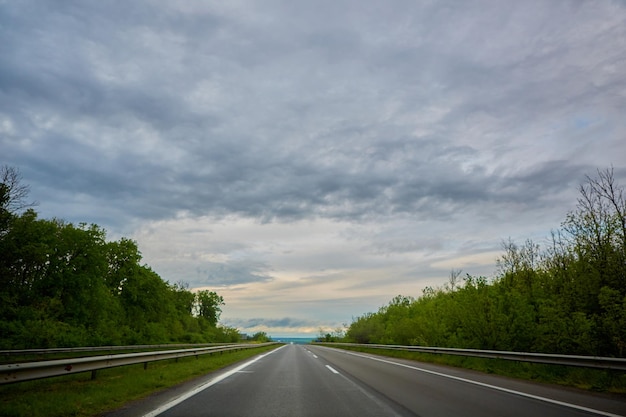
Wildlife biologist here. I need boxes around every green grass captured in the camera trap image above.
[330,346,626,395]
[0,344,280,417]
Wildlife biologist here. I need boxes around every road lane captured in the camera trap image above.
[307,345,626,417]
[154,344,412,417]
[121,343,626,417]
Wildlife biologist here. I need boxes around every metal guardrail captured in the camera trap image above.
[0,343,232,357]
[318,343,626,371]
[0,342,279,384]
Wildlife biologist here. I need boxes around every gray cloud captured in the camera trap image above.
[3,1,624,231]
[223,317,320,330]
[199,261,273,286]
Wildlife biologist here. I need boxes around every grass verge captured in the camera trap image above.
[0,344,280,417]
[330,346,626,395]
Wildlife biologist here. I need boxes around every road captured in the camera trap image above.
[116,344,626,417]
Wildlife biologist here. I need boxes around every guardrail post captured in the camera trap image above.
[143,362,148,370]
[91,370,97,380]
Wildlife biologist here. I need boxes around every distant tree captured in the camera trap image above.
[251,331,270,342]
[170,281,196,316]
[103,237,142,294]
[0,165,36,214]
[497,238,540,292]
[583,167,626,253]
[562,167,626,315]
[1,166,36,236]
[446,269,462,292]
[195,290,224,327]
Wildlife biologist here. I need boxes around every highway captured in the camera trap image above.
[111,344,626,417]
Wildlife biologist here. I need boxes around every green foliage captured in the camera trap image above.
[0,167,233,348]
[346,168,626,358]
[195,290,224,327]
[250,331,271,342]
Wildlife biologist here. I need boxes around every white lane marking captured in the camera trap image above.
[304,348,318,358]
[339,349,623,417]
[325,365,340,374]
[141,345,287,417]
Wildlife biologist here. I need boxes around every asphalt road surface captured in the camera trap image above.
[111,344,626,417]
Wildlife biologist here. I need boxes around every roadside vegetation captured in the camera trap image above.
[0,344,279,417]
[0,165,236,348]
[340,168,625,391]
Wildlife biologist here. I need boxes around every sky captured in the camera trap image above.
[1,0,625,338]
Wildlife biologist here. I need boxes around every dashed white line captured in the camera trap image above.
[304,348,318,359]
[325,365,340,374]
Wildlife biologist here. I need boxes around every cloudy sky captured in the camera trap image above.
[2,0,625,337]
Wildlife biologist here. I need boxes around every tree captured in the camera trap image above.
[104,238,142,294]
[497,238,540,293]
[585,167,626,254]
[250,331,270,342]
[170,281,196,317]
[0,166,36,214]
[562,168,626,315]
[1,166,35,236]
[195,290,224,327]
[446,269,462,292]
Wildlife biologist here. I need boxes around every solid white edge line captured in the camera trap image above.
[340,349,623,417]
[325,364,340,374]
[141,345,287,417]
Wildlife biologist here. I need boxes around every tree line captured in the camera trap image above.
[346,168,626,357]
[0,166,238,348]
